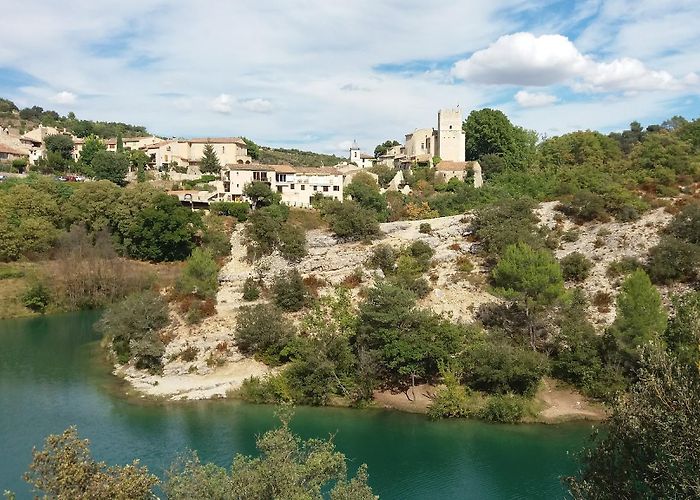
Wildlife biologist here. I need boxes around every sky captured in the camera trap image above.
[1,0,699,155]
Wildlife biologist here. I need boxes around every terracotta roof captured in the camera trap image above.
[186,137,246,145]
[359,153,375,160]
[224,164,341,175]
[0,144,26,155]
[435,160,479,171]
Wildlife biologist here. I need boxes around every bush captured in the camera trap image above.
[667,203,700,245]
[607,257,643,278]
[562,229,580,242]
[201,214,232,258]
[242,277,260,301]
[97,291,170,373]
[23,281,51,313]
[209,201,250,221]
[647,236,700,284]
[278,224,307,262]
[234,374,295,404]
[455,255,474,273]
[558,191,609,222]
[419,223,432,234]
[461,342,548,396]
[560,252,593,282]
[367,244,397,274]
[175,248,219,299]
[408,240,434,267]
[272,269,310,312]
[235,303,295,365]
[428,367,473,419]
[322,200,380,240]
[478,394,528,423]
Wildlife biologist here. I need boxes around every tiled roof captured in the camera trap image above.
[435,160,479,171]
[0,143,26,155]
[186,137,246,145]
[224,164,341,175]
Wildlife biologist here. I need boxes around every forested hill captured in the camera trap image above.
[0,97,149,138]
[241,137,346,167]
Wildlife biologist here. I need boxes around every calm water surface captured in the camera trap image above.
[0,311,593,498]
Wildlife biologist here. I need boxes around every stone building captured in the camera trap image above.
[144,137,252,171]
[348,140,374,169]
[220,164,344,208]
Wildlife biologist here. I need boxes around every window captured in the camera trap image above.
[333,186,339,192]
[449,125,453,129]
[290,184,295,190]
[253,171,268,182]
[277,186,283,193]
[301,185,306,191]
[313,186,317,191]
[323,186,329,192]
[222,146,225,153]
[276,173,287,182]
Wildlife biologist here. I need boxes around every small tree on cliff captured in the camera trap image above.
[492,242,565,349]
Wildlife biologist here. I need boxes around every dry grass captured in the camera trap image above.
[287,208,327,231]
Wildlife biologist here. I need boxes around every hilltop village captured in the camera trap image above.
[1,99,699,428]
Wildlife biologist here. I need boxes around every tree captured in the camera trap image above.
[492,242,565,348]
[235,303,295,365]
[272,268,310,312]
[0,97,18,112]
[321,200,380,241]
[664,291,700,367]
[244,180,279,209]
[373,139,400,157]
[560,252,593,282]
[77,135,107,174]
[23,427,158,499]
[646,236,700,284]
[91,150,129,185]
[119,193,201,262]
[44,134,74,161]
[609,269,667,368]
[200,143,221,174]
[116,132,124,153]
[242,137,261,160]
[462,108,536,170]
[345,172,387,216]
[97,290,169,373]
[566,347,700,499]
[667,202,700,245]
[175,248,219,299]
[66,180,122,232]
[278,223,307,261]
[164,414,375,500]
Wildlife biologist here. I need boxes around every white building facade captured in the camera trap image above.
[221,164,344,208]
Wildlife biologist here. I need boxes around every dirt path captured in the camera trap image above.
[535,378,607,422]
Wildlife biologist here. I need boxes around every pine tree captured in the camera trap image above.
[610,269,667,366]
[200,143,221,173]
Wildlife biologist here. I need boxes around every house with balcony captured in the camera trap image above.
[221,164,344,208]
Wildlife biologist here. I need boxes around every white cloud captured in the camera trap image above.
[452,32,697,94]
[452,33,588,86]
[209,93,232,113]
[50,90,76,104]
[240,98,273,113]
[514,90,557,107]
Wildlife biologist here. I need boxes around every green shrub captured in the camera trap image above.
[427,367,473,419]
[367,244,397,274]
[278,224,307,262]
[272,269,310,312]
[455,255,474,273]
[23,281,51,313]
[667,203,700,245]
[235,303,295,365]
[242,277,260,301]
[97,291,169,373]
[419,223,432,234]
[647,236,700,284]
[461,342,548,396]
[209,201,250,222]
[408,240,434,268]
[562,229,580,242]
[234,374,295,404]
[558,191,609,222]
[478,394,528,423]
[560,252,593,282]
[607,257,643,278]
[175,248,219,299]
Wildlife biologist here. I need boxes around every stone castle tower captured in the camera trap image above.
[435,108,466,162]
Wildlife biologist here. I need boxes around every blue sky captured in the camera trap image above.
[1,0,699,154]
